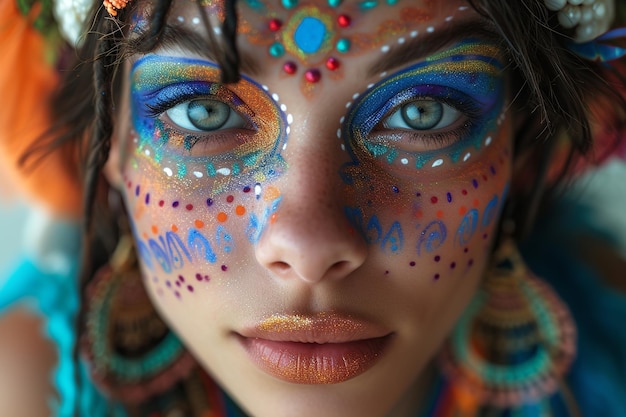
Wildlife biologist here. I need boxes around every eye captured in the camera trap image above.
[383,99,462,131]
[165,98,247,132]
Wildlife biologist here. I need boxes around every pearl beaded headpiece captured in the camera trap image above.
[544,0,616,43]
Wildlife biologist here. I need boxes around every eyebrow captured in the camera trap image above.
[367,19,502,77]
[154,24,261,76]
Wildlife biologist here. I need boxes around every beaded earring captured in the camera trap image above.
[438,239,577,415]
[81,234,197,404]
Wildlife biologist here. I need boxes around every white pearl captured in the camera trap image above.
[580,5,595,23]
[545,0,567,11]
[558,5,582,28]
[593,1,606,18]
[568,0,584,5]
[576,23,598,41]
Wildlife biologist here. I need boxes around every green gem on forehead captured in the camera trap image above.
[336,38,351,53]
[269,42,285,57]
[359,0,378,10]
[282,0,298,9]
[385,0,399,4]
[327,0,342,7]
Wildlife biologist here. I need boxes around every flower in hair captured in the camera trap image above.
[52,0,92,45]
[103,0,130,16]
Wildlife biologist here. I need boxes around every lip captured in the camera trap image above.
[237,312,392,384]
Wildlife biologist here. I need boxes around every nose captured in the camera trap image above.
[254,132,367,283]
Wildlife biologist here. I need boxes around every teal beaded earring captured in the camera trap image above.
[81,235,197,404]
[438,239,577,414]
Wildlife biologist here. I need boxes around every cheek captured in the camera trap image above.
[343,119,512,282]
[119,140,282,304]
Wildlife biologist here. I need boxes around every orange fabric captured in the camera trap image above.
[0,0,81,217]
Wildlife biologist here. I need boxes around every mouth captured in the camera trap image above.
[236,312,393,384]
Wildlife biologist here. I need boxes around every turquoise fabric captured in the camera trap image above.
[0,256,123,417]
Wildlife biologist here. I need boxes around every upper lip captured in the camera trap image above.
[238,312,391,344]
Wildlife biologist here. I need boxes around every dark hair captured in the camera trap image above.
[41,0,625,414]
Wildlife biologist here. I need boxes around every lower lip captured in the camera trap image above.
[240,335,391,384]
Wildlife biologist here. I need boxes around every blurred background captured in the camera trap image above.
[0,198,28,276]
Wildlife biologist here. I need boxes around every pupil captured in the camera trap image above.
[401,100,443,130]
[188,99,230,131]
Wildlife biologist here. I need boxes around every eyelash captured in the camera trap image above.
[367,92,484,150]
[139,83,255,154]
[141,81,485,157]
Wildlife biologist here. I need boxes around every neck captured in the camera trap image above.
[385,361,437,417]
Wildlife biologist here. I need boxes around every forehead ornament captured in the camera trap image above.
[544,0,615,42]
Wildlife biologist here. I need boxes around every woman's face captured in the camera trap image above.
[113,0,512,415]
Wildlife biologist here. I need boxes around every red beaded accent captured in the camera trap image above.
[305,69,321,83]
[283,61,297,74]
[269,18,282,31]
[325,57,340,71]
[337,14,351,27]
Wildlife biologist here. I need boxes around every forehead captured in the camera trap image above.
[168,0,473,20]
[165,0,479,46]
[158,0,484,85]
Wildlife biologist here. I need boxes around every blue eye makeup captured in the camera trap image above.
[130,56,287,184]
[343,40,505,171]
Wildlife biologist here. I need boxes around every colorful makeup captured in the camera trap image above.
[234,0,461,94]
[341,40,504,173]
[130,55,289,192]
[131,180,283,285]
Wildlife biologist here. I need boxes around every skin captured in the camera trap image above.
[107,0,513,416]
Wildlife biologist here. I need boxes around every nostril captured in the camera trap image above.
[270,261,291,274]
[328,260,352,276]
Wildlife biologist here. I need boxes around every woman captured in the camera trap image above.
[0,0,625,416]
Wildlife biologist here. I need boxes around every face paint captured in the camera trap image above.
[232,0,458,94]
[127,176,283,300]
[342,40,505,173]
[130,55,289,192]
[117,2,522,414]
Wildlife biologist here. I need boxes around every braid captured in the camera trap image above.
[83,29,115,232]
[133,0,173,52]
[221,0,240,83]
[74,8,129,417]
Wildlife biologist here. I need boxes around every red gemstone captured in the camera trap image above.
[338,14,351,27]
[305,69,321,83]
[269,18,282,31]
[283,61,297,74]
[326,57,340,70]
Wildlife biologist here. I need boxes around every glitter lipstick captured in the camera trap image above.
[238,313,392,384]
